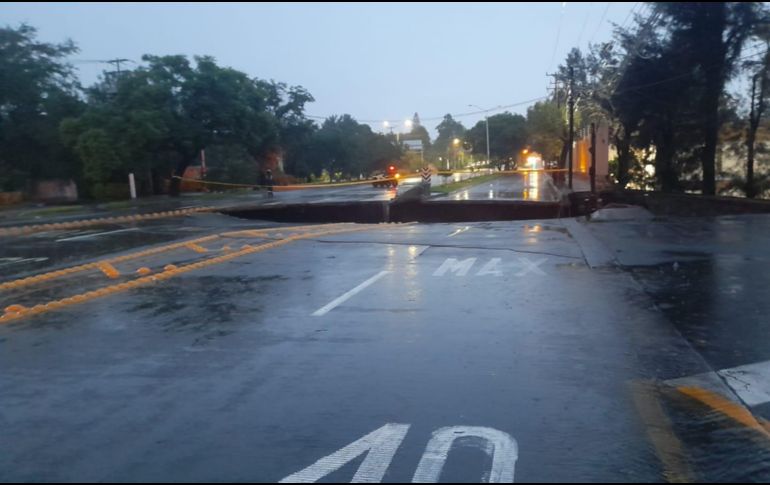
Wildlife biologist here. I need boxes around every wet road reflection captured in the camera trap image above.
[448,173,556,201]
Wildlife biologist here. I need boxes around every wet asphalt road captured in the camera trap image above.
[445,173,558,202]
[2,211,770,482]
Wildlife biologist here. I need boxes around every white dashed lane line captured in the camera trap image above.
[311,270,390,317]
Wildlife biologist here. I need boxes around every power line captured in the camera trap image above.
[548,2,567,72]
[613,47,769,96]
[588,2,612,46]
[308,48,768,126]
[575,2,594,49]
[306,96,550,125]
[618,2,641,32]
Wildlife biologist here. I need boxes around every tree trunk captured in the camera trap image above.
[747,76,758,198]
[699,3,728,196]
[146,169,155,196]
[747,131,756,198]
[655,122,678,193]
[747,56,769,199]
[702,76,721,196]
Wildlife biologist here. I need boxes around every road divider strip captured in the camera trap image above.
[0,206,218,237]
[0,223,408,324]
[0,224,354,291]
[0,234,221,290]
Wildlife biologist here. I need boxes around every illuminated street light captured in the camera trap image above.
[405,119,413,130]
[469,104,491,166]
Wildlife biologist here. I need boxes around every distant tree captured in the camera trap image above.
[403,124,431,156]
[432,114,466,159]
[62,55,312,196]
[0,24,84,191]
[526,102,565,164]
[467,112,527,166]
[289,115,401,179]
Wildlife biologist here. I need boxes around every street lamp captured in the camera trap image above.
[452,138,461,170]
[404,119,413,131]
[469,104,491,167]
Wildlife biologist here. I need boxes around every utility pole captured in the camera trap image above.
[484,114,490,166]
[469,105,492,166]
[746,62,768,199]
[567,66,575,190]
[546,73,562,109]
[590,122,596,194]
[106,58,131,77]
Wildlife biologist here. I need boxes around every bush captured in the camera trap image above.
[91,183,130,200]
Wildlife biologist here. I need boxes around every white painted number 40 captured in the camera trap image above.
[280,424,519,483]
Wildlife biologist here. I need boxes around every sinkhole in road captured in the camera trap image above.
[221,200,567,224]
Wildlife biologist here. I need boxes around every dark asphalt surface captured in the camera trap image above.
[2,211,770,481]
[445,173,558,202]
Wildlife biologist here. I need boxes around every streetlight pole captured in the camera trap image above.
[567,66,575,190]
[469,105,491,166]
[452,138,461,170]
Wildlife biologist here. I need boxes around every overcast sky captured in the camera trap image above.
[4,2,639,135]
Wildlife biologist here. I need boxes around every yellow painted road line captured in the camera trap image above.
[97,262,120,279]
[0,223,404,324]
[219,223,352,239]
[0,224,347,291]
[0,206,217,237]
[677,386,770,438]
[0,234,221,291]
[630,380,694,483]
[185,243,209,254]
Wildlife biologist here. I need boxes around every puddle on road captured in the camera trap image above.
[628,257,770,369]
[469,222,569,235]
